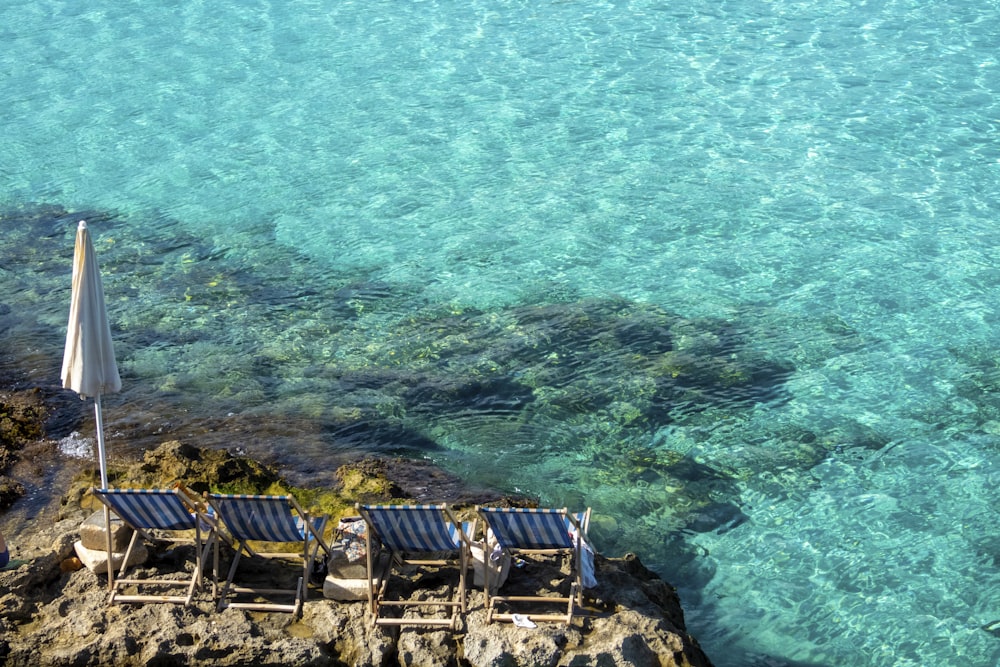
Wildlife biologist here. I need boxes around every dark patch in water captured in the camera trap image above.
[645,318,795,421]
[314,298,799,458]
[42,390,90,439]
[320,417,442,454]
[375,197,425,219]
[330,369,534,419]
[665,457,729,484]
[0,204,118,239]
[329,281,402,317]
[402,375,534,417]
[612,312,675,355]
[658,532,717,591]
[684,501,749,534]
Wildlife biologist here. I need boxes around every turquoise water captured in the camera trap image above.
[2,0,1000,664]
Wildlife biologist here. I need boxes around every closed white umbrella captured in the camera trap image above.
[61,220,121,489]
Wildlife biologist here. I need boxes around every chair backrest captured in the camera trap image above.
[360,504,463,552]
[94,488,198,531]
[479,507,578,550]
[208,494,305,543]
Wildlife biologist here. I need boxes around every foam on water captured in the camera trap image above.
[57,432,93,460]
[2,0,1000,665]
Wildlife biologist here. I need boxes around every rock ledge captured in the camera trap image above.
[0,442,714,667]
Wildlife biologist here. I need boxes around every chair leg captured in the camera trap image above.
[567,582,578,623]
[192,533,217,604]
[301,533,325,604]
[184,542,201,605]
[103,505,116,594]
[108,530,142,605]
[294,576,304,617]
[483,545,493,613]
[300,547,310,606]
[459,545,468,614]
[573,542,584,607]
[218,547,244,612]
[364,531,377,616]
[209,531,219,599]
[372,562,391,628]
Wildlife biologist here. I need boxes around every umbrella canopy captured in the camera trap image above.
[61,220,121,488]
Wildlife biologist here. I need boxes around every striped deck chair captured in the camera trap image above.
[91,487,218,606]
[476,506,592,624]
[356,503,476,629]
[206,494,330,615]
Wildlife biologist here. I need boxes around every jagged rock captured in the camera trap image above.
[0,390,47,455]
[129,439,282,493]
[1,528,712,667]
[462,609,573,667]
[397,628,461,667]
[569,610,706,667]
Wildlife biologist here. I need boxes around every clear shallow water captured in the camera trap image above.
[2,0,1000,665]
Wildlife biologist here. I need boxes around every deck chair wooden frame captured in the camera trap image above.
[476,506,591,625]
[91,487,218,606]
[356,503,476,629]
[206,493,330,616]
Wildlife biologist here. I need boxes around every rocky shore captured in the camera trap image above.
[0,389,714,667]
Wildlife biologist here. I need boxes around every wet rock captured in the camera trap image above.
[0,476,26,511]
[117,439,282,494]
[0,390,47,458]
[0,389,49,508]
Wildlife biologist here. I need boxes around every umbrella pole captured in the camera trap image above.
[94,394,109,489]
[94,394,114,591]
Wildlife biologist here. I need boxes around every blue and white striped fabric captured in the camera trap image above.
[362,505,462,552]
[209,494,308,543]
[95,489,197,531]
[480,507,574,550]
